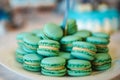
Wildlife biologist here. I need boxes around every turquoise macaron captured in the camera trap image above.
[16,32,31,47]
[67,59,92,76]
[86,37,109,53]
[37,40,60,57]
[92,32,110,39]
[41,57,66,76]
[15,47,28,63]
[23,54,43,71]
[74,30,91,41]
[71,41,97,61]
[43,23,63,41]
[60,35,82,52]
[23,34,40,53]
[65,19,77,35]
[92,53,112,71]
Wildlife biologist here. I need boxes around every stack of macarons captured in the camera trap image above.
[41,57,66,76]
[15,19,112,77]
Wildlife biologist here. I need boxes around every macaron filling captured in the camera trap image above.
[72,47,96,54]
[39,46,59,51]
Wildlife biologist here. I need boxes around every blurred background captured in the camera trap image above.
[0,0,120,35]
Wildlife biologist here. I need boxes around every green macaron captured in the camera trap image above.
[43,23,63,41]
[15,47,28,63]
[65,19,77,35]
[60,35,82,52]
[37,40,60,57]
[74,30,91,41]
[23,34,40,52]
[92,32,110,39]
[71,41,97,61]
[92,53,112,71]
[41,57,66,76]
[86,37,109,53]
[67,59,92,76]
[23,54,43,71]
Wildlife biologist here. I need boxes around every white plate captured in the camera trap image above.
[0,33,120,80]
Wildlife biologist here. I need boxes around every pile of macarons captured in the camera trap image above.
[16,19,112,77]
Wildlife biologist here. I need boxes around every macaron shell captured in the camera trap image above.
[23,34,40,45]
[41,68,66,76]
[23,63,41,71]
[41,57,66,67]
[43,23,63,41]
[86,37,109,45]
[92,32,110,39]
[93,63,111,71]
[71,51,94,61]
[23,54,43,61]
[67,59,91,69]
[67,68,92,76]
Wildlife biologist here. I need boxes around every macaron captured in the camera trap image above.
[41,57,66,76]
[92,53,112,71]
[71,41,97,61]
[60,35,82,52]
[23,34,40,53]
[74,30,91,41]
[92,32,110,39]
[43,23,63,41]
[65,19,77,35]
[86,37,109,53]
[15,47,27,63]
[67,59,92,76]
[23,54,43,71]
[16,32,31,47]
[37,40,60,57]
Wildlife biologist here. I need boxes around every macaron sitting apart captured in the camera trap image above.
[43,23,63,41]
[65,19,77,35]
[23,34,40,53]
[15,47,28,63]
[92,53,112,71]
[37,40,60,57]
[71,41,97,61]
[60,35,82,52]
[67,59,92,76]
[86,37,109,53]
[23,54,43,71]
[41,57,66,76]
